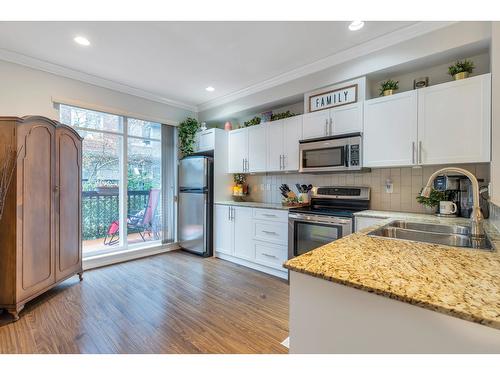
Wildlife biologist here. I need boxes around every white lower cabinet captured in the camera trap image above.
[354,216,386,232]
[214,204,234,255]
[233,206,254,260]
[214,204,288,279]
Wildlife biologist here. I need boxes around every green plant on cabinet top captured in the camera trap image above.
[243,116,261,127]
[178,117,200,157]
[448,59,475,77]
[379,79,399,96]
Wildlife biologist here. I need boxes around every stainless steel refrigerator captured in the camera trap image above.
[178,156,213,256]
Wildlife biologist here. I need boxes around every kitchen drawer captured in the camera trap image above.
[254,241,287,270]
[253,220,288,245]
[253,208,288,222]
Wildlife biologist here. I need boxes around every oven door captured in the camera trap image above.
[288,213,352,259]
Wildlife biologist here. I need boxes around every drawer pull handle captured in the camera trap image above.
[262,214,277,217]
[262,230,277,235]
[262,253,277,259]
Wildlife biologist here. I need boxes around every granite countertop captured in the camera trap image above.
[215,200,295,210]
[284,211,500,329]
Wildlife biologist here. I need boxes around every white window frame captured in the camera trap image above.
[59,104,164,259]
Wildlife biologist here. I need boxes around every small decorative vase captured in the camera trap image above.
[224,121,233,131]
[454,72,469,80]
[383,89,395,96]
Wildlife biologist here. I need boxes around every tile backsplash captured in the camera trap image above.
[245,163,490,214]
[490,201,500,231]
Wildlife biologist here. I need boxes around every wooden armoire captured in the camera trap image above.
[0,116,83,320]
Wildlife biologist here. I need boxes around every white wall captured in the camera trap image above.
[0,59,195,125]
[490,23,500,206]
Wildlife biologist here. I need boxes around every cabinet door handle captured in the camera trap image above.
[228,206,231,221]
[418,141,423,164]
[245,158,249,172]
[329,117,333,135]
[230,207,234,221]
[262,230,278,235]
[282,154,286,170]
[324,119,328,136]
[262,213,277,217]
[279,154,282,170]
[412,142,416,164]
[242,158,245,172]
[262,253,277,259]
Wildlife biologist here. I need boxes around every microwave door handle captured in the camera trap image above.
[345,145,350,167]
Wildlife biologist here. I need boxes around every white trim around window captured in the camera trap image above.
[52,97,180,126]
[83,242,181,270]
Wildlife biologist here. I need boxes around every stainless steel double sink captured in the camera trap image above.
[368,220,494,251]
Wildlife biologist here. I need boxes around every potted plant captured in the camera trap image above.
[379,79,399,96]
[448,59,475,80]
[416,188,448,214]
[178,117,200,157]
[232,173,248,200]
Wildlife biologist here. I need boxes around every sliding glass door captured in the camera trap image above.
[60,104,168,257]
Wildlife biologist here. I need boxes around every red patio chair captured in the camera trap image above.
[103,188,161,245]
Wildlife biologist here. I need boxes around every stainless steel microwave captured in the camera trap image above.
[299,133,363,173]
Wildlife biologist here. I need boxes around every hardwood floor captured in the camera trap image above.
[0,251,289,354]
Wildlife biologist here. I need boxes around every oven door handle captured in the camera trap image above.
[288,215,352,226]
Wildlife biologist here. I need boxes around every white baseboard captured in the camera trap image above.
[83,242,180,270]
[215,252,288,279]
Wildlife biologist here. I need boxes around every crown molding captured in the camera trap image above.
[197,21,456,112]
[0,48,197,113]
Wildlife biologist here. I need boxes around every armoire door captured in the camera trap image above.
[55,127,82,281]
[17,121,56,301]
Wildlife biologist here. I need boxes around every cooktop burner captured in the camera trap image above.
[289,186,371,217]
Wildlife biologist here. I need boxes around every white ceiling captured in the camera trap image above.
[0,21,417,110]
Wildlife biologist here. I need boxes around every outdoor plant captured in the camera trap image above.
[243,116,261,127]
[416,188,448,208]
[233,173,246,185]
[271,110,296,121]
[448,59,475,76]
[379,79,399,96]
[178,117,200,157]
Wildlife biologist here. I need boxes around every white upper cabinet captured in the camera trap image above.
[266,119,284,172]
[330,102,363,135]
[302,110,330,140]
[417,73,491,165]
[193,129,216,153]
[363,73,491,167]
[282,115,302,171]
[302,104,362,140]
[363,91,418,167]
[247,124,267,172]
[228,128,248,173]
[266,115,302,172]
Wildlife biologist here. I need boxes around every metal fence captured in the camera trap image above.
[82,190,151,240]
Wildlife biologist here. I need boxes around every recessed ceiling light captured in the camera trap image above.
[74,36,90,46]
[348,21,365,31]
[205,86,215,92]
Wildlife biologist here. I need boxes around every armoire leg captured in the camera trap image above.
[78,272,84,281]
[7,305,24,321]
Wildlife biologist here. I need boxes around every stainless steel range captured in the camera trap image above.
[288,186,370,259]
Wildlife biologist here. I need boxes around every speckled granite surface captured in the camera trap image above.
[284,211,500,329]
[215,201,294,210]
